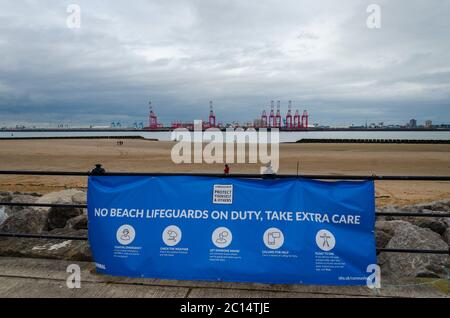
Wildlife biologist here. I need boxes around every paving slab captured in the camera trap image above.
[0,257,447,298]
[186,288,369,298]
[0,276,189,298]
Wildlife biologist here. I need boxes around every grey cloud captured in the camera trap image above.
[0,0,449,127]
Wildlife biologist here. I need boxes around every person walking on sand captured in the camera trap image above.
[262,161,274,175]
[224,164,230,175]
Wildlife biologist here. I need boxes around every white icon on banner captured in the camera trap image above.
[162,225,182,246]
[212,227,232,248]
[116,224,135,245]
[315,229,336,251]
[263,227,284,249]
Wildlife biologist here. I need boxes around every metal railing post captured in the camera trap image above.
[90,164,105,175]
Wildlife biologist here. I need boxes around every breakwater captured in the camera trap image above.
[297,139,450,144]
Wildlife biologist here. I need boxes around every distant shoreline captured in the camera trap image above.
[2,129,450,142]
[295,138,450,144]
[2,127,450,132]
[1,136,449,144]
[0,136,157,141]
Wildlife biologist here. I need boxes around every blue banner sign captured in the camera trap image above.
[88,176,376,285]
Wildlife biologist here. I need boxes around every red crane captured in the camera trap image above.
[260,110,268,127]
[275,100,282,128]
[149,101,158,129]
[286,100,293,129]
[301,110,309,129]
[293,109,301,129]
[208,100,216,128]
[269,101,275,128]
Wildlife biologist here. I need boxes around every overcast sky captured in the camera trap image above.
[0,0,449,127]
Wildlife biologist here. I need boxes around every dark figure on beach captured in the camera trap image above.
[91,164,106,175]
[224,164,230,174]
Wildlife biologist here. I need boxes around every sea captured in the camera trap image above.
[1,130,450,143]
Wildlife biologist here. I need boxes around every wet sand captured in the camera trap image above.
[0,139,449,206]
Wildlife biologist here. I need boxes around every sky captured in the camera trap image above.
[0,0,449,127]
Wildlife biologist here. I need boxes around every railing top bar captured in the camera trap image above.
[377,247,450,255]
[0,170,90,176]
[0,232,87,241]
[0,202,87,209]
[0,170,449,181]
[2,202,450,218]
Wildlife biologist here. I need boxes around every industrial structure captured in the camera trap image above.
[169,100,220,130]
[269,101,275,127]
[148,102,162,130]
[145,100,308,130]
[208,100,216,128]
[257,100,309,129]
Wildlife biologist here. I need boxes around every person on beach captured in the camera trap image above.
[262,161,274,174]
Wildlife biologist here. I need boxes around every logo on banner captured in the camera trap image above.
[163,225,182,246]
[212,227,233,248]
[263,227,284,250]
[116,224,136,245]
[213,184,233,204]
[315,229,336,251]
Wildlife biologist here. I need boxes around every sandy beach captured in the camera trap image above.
[0,138,449,207]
